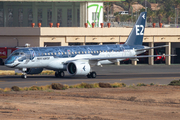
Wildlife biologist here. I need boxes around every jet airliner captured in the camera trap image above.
[5,12,172,78]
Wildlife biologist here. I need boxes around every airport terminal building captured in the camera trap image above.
[0,0,180,65]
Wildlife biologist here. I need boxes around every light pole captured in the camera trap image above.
[145,0,147,27]
[175,8,177,27]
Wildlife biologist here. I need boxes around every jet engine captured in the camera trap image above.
[67,61,90,75]
[25,68,43,74]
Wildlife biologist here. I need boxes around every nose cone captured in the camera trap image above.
[4,60,13,67]
[5,56,19,68]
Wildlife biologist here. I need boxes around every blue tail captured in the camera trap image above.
[125,12,147,46]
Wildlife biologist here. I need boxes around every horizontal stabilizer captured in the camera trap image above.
[136,45,169,51]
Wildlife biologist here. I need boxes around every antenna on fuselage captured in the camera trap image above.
[25,43,30,47]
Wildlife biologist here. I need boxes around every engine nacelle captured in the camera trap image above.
[25,68,43,74]
[67,61,90,75]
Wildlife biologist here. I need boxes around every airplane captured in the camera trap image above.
[4,12,173,79]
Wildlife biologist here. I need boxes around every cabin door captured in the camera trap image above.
[29,49,36,62]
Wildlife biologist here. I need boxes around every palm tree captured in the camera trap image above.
[122,0,135,14]
[156,9,164,23]
[173,0,180,25]
[166,11,174,24]
[115,14,121,23]
[104,2,112,22]
[147,9,156,23]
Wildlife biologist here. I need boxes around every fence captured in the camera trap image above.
[103,22,180,28]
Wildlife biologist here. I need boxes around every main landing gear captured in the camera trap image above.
[87,71,96,78]
[55,71,65,78]
[21,73,27,79]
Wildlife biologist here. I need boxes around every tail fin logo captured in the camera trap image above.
[142,14,145,19]
[136,25,144,35]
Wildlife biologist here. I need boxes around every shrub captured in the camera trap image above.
[99,83,112,88]
[136,83,147,86]
[22,87,29,91]
[51,83,66,90]
[80,83,94,88]
[0,88,3,92]
[4,88,11,92]
[63,84,69,89]
[93,83,100,88]
[29,86,40,90]
[150,83,155,86]
[111,83,126,88]
[69,86,73,88]
[168,80,180,86]
[11,86,20,91]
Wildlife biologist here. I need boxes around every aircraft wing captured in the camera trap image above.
[87,54,175,61]
[65,54,176,63]
[135,45,169,51]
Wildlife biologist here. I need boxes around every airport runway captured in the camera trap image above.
[0,65,180,89]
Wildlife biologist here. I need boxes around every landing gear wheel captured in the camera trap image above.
[90,71,96,78]
[59,71,65,78]
[55,71,65,78]
[21,74,27,79]
[55,72,59,78]
[87,74,91,78]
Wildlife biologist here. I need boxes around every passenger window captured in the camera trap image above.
[58,52,60,55]
[82,51,84,54]
[54,53,56,55]
[85,51,87,54]
[75,52,77,54]
[65,52,67,54]
[97,51,98,53]
[48,53,50,55]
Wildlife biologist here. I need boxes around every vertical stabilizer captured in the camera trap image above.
[125,12,147,46]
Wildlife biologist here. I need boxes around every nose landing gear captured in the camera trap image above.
[21,73,27,79]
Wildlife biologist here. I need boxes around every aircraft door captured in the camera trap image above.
[29,49,36,62]
[120,46,125,57]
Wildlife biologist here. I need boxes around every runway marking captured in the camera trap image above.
[0,81,5,82]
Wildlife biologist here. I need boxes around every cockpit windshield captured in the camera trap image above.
[5,49,25,64]
[13,52,20,56]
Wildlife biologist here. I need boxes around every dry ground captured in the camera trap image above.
[0,86,180,120]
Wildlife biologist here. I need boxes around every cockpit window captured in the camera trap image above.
[20,52,24,55]
[13,52,19,56]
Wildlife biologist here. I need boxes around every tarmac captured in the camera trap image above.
[0,64,180,89]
